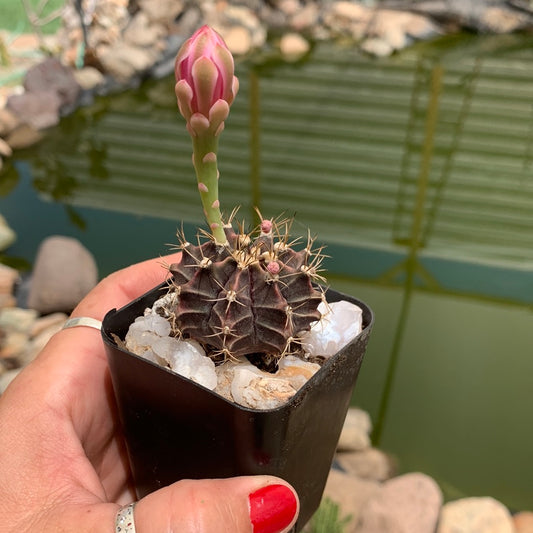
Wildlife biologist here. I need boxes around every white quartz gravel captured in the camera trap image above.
[124,295,363,409]
[125,312,217,390]
[300,300,363,358]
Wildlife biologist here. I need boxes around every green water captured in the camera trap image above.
[1,34,533,508]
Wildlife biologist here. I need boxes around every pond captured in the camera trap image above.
[1,32,533,510]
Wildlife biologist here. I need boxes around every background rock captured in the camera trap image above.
[7,91,62,130]
[98,42,159,83]
[0,215,16,251]
[514,511,533,533]
[0,308,37,334]
[0,264,19,295]
[481,7,529,33]
[356,472,442,533]
[138,0,185,25]
[437,497,515,533]
[0,138,13,158]
[365,10,440,52]
[290,3,320,32]
[324,1,372,40]
[72,67,106,91]
[0,331,27,362]
[337,447,396,482]
[279,32,310,60]
[5,123,43,150]
[360,37,394,57]
[205,3,267,54]
[123,11,165,48]
[220,26,253,55]
[323,468,381,532]
[23,57,81,112]
[337,406,372,451]
[0,108,20,137]
[27,235,98,314]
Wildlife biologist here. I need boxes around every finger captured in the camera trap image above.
[72,252,182,321]
[135,476,299,533]
[33,476,298,533]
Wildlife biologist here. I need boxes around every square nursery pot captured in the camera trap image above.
[102,282,373,531]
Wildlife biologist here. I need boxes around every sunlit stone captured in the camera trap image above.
[301,300,363,358]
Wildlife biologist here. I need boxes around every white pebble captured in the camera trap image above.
[167,340,217,390]
[277,356,320,389]
[151,336,182,363]
[129,314,171,337]
[125,329,164,355]
[226,359,320,409]
[138,348,160,365]
[148,336,215,390]
[231,366,296,410]
[125,314,171,355]
[301,300,363,358]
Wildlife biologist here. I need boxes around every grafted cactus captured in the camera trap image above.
[170,26,325,361]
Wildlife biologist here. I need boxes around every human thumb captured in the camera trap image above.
[131,476,299,533]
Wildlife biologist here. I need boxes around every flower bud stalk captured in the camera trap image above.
[174,25,239,245]
[191,133,226,243]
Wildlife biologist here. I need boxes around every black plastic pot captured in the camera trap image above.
[102,283,373,531]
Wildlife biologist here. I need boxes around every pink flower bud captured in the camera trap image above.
[260,219,273,235]
[175,25,239,128]
[267,261,280,275]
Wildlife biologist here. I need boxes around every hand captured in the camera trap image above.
[0,254,299,533]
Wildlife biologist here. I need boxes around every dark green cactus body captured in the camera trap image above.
[169,223,324,359]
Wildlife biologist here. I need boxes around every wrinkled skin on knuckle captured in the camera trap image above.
[164,480,251,533]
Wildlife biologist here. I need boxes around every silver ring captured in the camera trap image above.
[116,502,137,533]
[62,316,102,331]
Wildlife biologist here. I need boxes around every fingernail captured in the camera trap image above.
[249,484,298,533]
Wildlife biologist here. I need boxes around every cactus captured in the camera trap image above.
[169,26,325,362]
[169,218,325,360]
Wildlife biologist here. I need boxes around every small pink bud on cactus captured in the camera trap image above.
[261,219,273,235]
[175,25,239,132]
[267,261,280,275]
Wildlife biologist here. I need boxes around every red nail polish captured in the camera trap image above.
[249,484,298,533]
